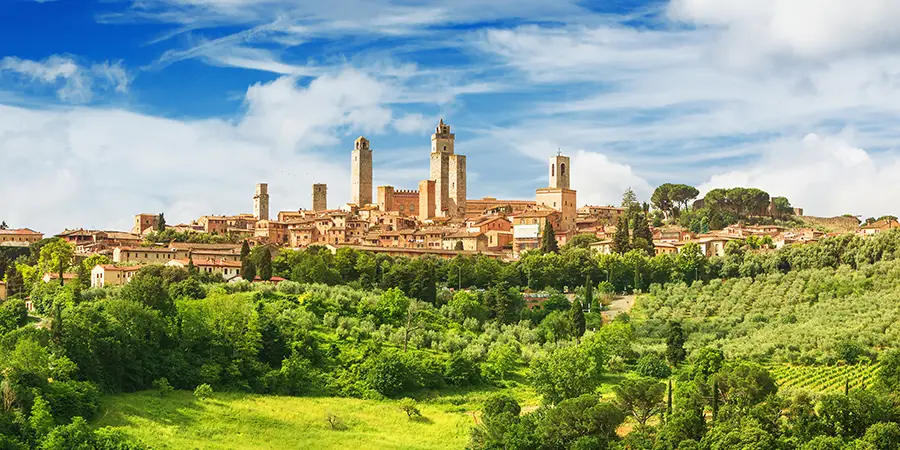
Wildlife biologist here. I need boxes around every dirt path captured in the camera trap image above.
[602,294,636,321]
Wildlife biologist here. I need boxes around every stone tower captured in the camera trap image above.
[312,184,327,212]
[351,136,373,206]
[549,152,570,189]
[429,118,466,217]
[254,183,269,221]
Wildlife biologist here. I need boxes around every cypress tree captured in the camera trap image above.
[540,223,559,253]
[240,240,255,281]
[667,379,673,421]
[583,275,593,312]
[666,321,686,366]
[157,213,166,232]
[258,248,273,281]
[632,213,655,257]
[570,297,585,340]
[711,379,719,422]
[612,216,630,254]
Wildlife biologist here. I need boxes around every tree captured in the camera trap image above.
[631,213,655,256]
[241,241,256,282]
[570,298,585,340]
[540,223,559,253]
[194,383,213,400]
[564,234,599,250]
[119,271,174,315]
[156,213,166,232]
[669,184,700,215]
[621,187,640,212]
[529,345,602,405]
[583,275,594,312]
[0,221,7,230]
[484,343,519,381]
[635,352,671,379]
[29,394,55,440]
[612,216,631,254]
[666,321,686,366]
[257,247,273,281]
[37,238,74,280]
[651,184,675,220]
[537,394,624,448]
[399,398,421,419]
[613,377,667,427]
[402,301,425,352]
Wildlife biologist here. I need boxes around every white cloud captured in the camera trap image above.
[0,55,131,103]
[0,68,399,234]
[668,0,900,64]
[571,150,652,207]
[392,113,429,134]
[698,133,900,218]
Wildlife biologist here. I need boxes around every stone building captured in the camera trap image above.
[429,119,466,217]
[132,214,159,235]
[351,136,373,206]
[313,184,328,212]
[254,183,269,221]
[0,228,44,246]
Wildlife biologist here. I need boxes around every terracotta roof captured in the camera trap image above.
[0,228,42,235]
[169,258,242,268]
[97,264,142,271]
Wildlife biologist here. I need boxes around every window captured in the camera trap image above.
[560,163,566,176]
[551,164,555,176]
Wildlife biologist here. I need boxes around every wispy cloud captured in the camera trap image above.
[0,55,131,103]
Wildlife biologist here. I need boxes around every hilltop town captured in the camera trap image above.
[0,118,895,300]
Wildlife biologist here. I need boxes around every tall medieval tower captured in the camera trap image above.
[429,119,466,217]
[312,184,328,212]
[254,183,269,221]
[549,152,570,189]
[351,136,373,206]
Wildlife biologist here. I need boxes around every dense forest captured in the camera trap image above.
[4,230,900,448]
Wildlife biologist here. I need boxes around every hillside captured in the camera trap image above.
[799,215,861,233]
[96,392,472,450]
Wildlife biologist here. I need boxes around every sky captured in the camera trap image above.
[3,0,900,234]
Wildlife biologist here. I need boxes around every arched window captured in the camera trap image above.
[551,164,555,176]
[410,204,416,212]
[560,163,566,177]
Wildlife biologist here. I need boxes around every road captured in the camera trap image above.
[602,294,636,321]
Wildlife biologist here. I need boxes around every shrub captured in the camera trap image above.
[445,353,480,387]
[152,378,174,397]
[399,398,421,419]
[635,352,672,379]
[194,383,213,400]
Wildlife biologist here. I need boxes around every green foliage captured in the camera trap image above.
[569,298,585,339]
[613,376,666,426]
[529,344,603,405]
[0,299,28,334]
[540,222,559,254]
[398,397,421,419]
[119,270,173,315]
[666,321,686,366]
[193,384,213,400]
[612,215,631,254]
[29,395,54,440]
[152,378,174,397]
[635,352,671,379]
[537,394,624,448]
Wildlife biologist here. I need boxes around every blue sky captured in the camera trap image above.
[3,0,900,233]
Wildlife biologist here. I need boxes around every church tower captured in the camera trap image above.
[549,152,570,189]
[254,183,269,221]
[536,151,576,232]
[351,136,373,206]
[312,184,327,212]
[429,119,466,217]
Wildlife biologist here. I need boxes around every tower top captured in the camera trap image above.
[435,118,451,135]
[354,136,370,150]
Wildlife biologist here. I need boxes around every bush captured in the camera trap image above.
[445,353,480,387]
[194,383,213,400]
[635,352,672,379]
[366,352,412,397]
[152,378,174,397]
[399,398,421,419]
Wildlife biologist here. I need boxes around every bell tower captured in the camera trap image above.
[549,150,570,189]
[351,136,373,206]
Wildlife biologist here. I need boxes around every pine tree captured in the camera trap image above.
[570,297,585,339]
[0,221,7,230]
[612,216,631,254]
[157,213,166,232]
[540,223,559,253]
[258,248,273,281]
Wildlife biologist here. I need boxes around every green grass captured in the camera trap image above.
[768,363,881,393]
[95,391,474,450]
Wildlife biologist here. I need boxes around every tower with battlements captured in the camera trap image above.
[351,136,373,206]
[254,183,269,221]
[429,119,466,217]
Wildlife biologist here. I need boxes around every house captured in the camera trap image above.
[511,208,561,257]
[676,236,738,257]
[485,230,513,249]
[442,231,490,252]
[859,219,900,236]
[0,228,43,246]
[42,272,78,285]
[466,216,512,234]
[589,239,613,255]
[91,265,142,288]
[653,241,678,255]
[165,258,242,280]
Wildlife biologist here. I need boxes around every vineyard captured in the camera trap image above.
[768,364,881,393]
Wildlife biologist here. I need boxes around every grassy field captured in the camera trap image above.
[768,363,881,393]
[95,391,475,450]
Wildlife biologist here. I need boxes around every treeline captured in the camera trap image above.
[262,229,900,297]
[472,346,900,450]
